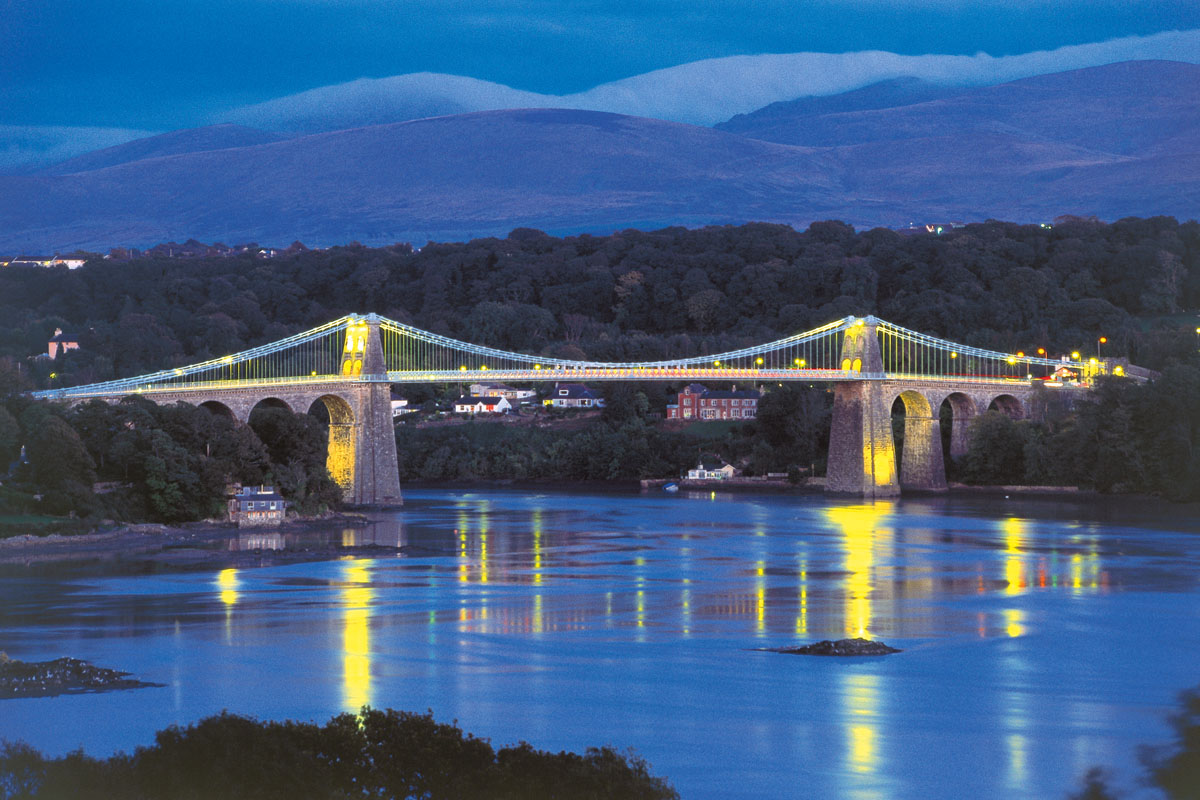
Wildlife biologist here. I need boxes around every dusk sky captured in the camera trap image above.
[4,0,1200,129]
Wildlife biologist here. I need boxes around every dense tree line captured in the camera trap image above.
[395,382,832,482]
[4,217,1199,392]
[955,365,1200,500]
[0,396,341,527]
[2,217,1198,512]
[0,707,677,800]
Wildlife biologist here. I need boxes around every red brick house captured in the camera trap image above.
[666,383,759,420]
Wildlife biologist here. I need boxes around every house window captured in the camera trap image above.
[559,389,568,395]
[683,398,691,405]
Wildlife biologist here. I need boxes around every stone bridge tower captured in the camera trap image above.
[341,314,403,507]
[825,318,901,498]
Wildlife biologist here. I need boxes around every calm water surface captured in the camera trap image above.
[2,489,1199,798]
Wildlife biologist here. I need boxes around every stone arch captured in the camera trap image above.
[939,392,977,461]
[889,388,946,491]
[987,393,1024,420]
[198,400,235,419]
[308,394,356,498]
[245,396,294,424]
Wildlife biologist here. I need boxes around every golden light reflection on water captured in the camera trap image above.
[755,560,766,636]
[826,503,894,640]
[532,509,543,585]
[217,568,238,644]
[341,560,373,711]
[842,671,882,786]
[1004,518,1027,597]
[217,568,238,607]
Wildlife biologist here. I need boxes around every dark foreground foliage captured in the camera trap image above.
[0,707,678,800]
[1070,685,1200,799]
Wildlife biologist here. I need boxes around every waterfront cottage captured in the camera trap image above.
[230,485,287,527]
[686,460,738,480]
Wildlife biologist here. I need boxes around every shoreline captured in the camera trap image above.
[0,482,1173,569]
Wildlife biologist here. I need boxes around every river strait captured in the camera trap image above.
[2,488,1199,798]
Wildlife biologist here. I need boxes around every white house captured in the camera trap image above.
[469,382,537,402]
[453,395,513,414]
[390,391,413,417]
[686,460,738,480]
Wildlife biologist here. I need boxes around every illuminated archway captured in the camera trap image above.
[308,394,356,497]
[889,389,946,490]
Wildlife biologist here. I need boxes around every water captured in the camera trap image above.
[2,489,1199,799]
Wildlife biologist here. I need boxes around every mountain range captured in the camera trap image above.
[1,59,1197,253]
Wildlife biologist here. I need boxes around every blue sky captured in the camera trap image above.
[3,0,1200,129]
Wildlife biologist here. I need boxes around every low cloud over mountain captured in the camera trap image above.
[1,61,1197,253]
[220,29,1200,130]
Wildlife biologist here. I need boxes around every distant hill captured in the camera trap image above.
[715,60,1200,154]
[0,109,841,251]
[43,124,293,175]
[1,61,1198,252]
[716,78,966,137]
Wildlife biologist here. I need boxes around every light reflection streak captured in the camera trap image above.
[341,560,373,712]
[217,568,238,644]
[841,671,883,798]
[755,560,766,636]
[826,503,894,640]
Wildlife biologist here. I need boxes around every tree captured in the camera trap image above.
[25,415,96,490]
[961,412,1028,485]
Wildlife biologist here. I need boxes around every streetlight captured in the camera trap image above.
[1098,336,1107,358]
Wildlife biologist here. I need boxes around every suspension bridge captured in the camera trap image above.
[35,313,1130,502]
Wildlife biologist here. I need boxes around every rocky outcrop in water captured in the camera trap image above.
[0,653,163,699]
[770,638,901,656]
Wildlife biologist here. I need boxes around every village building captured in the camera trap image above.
[390,390,413,417]
[469,382,537,403]
[453,395,513,414]
[229,485,287,527]
[544,383,605,408]
[686,459,738,480]
[48,328,80,359]
[666,383,759,420]
[2,255,87,269]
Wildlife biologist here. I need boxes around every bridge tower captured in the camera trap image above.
[346,314,403,507]
[826,317,900,498]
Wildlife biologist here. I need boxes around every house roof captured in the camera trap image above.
[455,395,506,404]
[700,389,759,400]
[237,486,285,502]
[554,383,600,399]
[683,383,708,394]
[50,331,80,343]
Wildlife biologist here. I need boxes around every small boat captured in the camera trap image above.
[662,482,679,492]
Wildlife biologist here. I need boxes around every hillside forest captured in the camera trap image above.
[1,217,1198,526]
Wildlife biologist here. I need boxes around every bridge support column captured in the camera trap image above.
[826,318,899,498]
[948,415,971,461]
[348,315,402,507]
[899,411,947,492]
